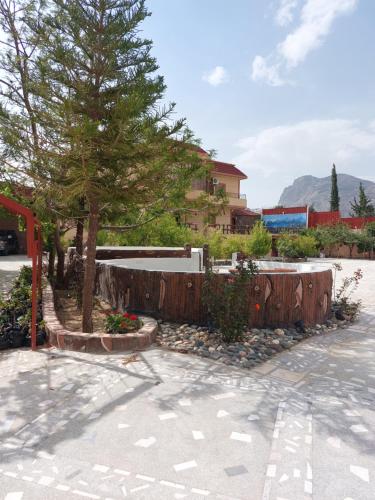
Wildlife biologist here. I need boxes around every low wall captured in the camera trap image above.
[68,246,208,272]
[95,263,333,328]
[99,254,203,273]
[322,244,374,260]
[43,282,158,353]
[95,245,193,260]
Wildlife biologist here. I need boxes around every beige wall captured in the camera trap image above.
[213,173,239,194]
[185,164,247,229]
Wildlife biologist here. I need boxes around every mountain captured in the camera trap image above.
[278,174,375,216]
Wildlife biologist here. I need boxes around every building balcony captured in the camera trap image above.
[186,189,247,207]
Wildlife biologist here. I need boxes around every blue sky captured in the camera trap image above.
[144,0,375,208]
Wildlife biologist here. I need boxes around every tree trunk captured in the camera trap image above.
[47,246,55,280]
[64,215,85,305]
[54,221,65,288]
[82,201,99,333]
[75,217,84,257]
[75,213,85,309]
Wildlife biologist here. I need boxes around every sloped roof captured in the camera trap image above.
[232,208,259,217]
[211,160,247,179]
[187,144,247,178]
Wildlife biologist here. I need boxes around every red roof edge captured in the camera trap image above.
[211,160,247,179]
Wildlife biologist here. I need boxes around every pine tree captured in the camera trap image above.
[30,0,207,332]
[330,164,340,212]
[350,183,375,217]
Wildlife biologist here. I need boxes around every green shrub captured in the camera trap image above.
[205,230,225,259]
[202,259,258,343]
[247,221,272,258]
[221,234,249,259]
[97,215,268,260]
[97,214,194,247]
[277,234,318,259]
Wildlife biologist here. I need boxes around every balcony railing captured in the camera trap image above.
[190,182,246,201]
[208,224,252,234]
[224,192,247,200]
[184,223,199,231]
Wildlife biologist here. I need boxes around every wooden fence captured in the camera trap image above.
[96,264,332,328]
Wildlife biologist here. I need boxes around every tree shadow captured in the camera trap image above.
[0,346,162,467]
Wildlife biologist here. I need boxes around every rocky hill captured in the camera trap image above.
[278,174,375,216]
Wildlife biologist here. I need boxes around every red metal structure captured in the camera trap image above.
[0,193,42,350]
[308,210,341,228]
[341,216,375,229]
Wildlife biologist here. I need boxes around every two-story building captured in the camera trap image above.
[183,147,259,233]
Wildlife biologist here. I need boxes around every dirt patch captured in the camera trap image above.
[54,290,112,333]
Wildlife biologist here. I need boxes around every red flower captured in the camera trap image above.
[130,314,138,321]
[123,312,130,318]
[255,303,261,311]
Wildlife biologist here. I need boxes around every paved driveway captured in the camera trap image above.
[0,255,31,296]
[0,259,374,500]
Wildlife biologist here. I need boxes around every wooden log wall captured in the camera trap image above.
[95,263,333,328]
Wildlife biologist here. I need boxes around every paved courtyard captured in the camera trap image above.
[0,257,374,500]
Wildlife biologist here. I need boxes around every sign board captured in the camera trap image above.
[262,212,307,233]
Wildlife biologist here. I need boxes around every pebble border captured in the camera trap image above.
[42,282,158,353]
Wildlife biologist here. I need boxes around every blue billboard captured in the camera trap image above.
[262,213,307,232]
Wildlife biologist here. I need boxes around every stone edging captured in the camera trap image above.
[42,282,158,353]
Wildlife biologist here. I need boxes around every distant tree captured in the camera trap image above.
[350,183,375,217]
[357,221,375,258]
[330,164,340,212]
[247,221,272,258]
[276,233,318,259]
[315,222,359,258]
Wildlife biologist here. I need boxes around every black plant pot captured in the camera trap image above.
[0,335,11,350]
[23,330,47,347]
[10,330,27,348]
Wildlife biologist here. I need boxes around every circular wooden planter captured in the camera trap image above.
[95,262,333,328]
[42,283,158,353]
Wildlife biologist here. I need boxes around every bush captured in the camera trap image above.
[202,259,258,342]
[277,234,318,259]
[247,221,272,258]
[333,268,363,321]
[97,214,194,247]
[0,266,45,350]
[97,215,271,260]
[221,234,249,259]
[204,230,225,259]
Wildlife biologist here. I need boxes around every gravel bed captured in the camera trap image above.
[156,318,351,368]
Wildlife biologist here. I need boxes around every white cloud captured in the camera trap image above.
[275,0,299,27]
[235,119,375,179]
[279,0,358,67]
[202,66,229,86]
[253,0,359,85]
[251,56,285,86]
[233,119,375,207]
